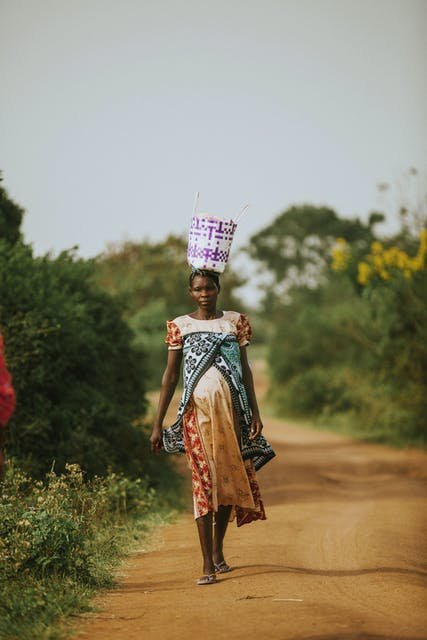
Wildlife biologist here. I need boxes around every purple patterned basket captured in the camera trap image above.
[187,214,238,274]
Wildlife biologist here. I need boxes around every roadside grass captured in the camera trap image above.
[314,411,427,448]
[267,398,427,449]
[0,461,183,640]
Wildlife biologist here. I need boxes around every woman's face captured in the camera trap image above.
[189,275,219,310]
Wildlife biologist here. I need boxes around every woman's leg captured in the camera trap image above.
[213,504,233,565]
[196,511,215,575]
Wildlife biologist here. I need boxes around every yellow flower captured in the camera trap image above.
[355,230,426,285]
[419,228,427,255]
[372,254,384,271]
[382,248,396,267]
[331,238,350,271]
[357,261,372,285]
[371,241,383,254]
[396,250,409,269]
[410,255,424,271]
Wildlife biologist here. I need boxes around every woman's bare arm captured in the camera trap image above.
[240,346,264,440]
[150,349,183,452]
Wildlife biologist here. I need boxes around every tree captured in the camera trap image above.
[245,204,381,309]
[0,174,24,245]
[0,241,151,477]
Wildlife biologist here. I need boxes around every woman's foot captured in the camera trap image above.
[214,560,232,573]
[213,547,231,572]
[197,573,217,585]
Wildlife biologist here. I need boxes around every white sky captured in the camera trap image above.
[1,0,426,259]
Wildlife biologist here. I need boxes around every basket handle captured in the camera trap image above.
[193,191,200,217]
[234,203,250,224]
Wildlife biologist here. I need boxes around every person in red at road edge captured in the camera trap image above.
[0,332,16,476]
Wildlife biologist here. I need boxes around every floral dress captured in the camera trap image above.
[164,311,275,527]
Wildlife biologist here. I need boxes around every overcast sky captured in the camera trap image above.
[1,0,426,260]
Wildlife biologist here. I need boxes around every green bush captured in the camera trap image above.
[267,262,427,444]
[129,298,178,390]
[281,369,330,414]
[359,269,427,440]
[0,241,151,477]
[275,367,355,416]
[0,462,172,640]
[268,279,373,384]
[0,462,154,583]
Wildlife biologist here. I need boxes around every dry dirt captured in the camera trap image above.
[74,361,427,640]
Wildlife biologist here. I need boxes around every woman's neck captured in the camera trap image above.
[191,308,223,320]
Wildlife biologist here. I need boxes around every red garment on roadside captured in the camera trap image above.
[0,334,16,426]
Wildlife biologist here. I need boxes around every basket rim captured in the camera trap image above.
[191,213,236,224]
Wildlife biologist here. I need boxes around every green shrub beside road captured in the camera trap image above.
[0,240,151,478]
[0,179,184,638]
[249,204,427,446]
[0,462,173,640]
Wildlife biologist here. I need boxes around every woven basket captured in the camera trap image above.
[187,214,238,274]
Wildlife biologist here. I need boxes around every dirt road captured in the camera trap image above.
[74,362,427,640]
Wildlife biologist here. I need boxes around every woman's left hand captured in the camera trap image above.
[249,415,263,440]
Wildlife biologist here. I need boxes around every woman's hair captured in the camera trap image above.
[188,268,220,290]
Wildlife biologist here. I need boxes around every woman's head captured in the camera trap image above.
[188,269,221,310]
[188,268,220,292]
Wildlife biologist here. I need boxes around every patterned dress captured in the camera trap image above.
[163,311,275,527]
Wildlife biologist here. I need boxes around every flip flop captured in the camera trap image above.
[197,573,217,585]
[214,561,232,574]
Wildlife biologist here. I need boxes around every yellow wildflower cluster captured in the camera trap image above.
[331,237,351,271]
[357,229,427,286]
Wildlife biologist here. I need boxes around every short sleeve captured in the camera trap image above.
[236,313,252,347]
[165,320,183,350]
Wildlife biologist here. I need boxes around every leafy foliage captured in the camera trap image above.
[259,203,427,444]
[0,461,176,640]
[246,204,381,309]
[269,279,373,384]
[0,241,151,477]
[0,175,24,246]
[0,463,154,582]
[358,260,427,436]
[0,186,185,634]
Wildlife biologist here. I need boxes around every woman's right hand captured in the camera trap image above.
[150,426,163,454]
[150,349,182,455]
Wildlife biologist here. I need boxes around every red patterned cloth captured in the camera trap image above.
[183,404,213,517]
[235,462,266,527]
[236,313,252,346]
[0,334,15,427]
[183,401,266,526]
[165,320,183,350]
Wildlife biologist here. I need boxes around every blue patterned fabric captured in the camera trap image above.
[162,331,276,470]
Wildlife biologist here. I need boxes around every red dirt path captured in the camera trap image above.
[74,361,427,640]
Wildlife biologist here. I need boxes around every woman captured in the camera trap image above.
[150,269,275,585]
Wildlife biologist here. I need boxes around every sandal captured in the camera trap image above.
[214,560,232,574]
[197,573,217,585]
